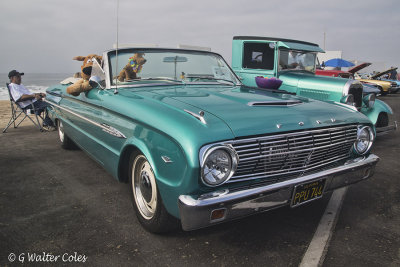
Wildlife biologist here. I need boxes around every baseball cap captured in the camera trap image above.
[8,70,24,78]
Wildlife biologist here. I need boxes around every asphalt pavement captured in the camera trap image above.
[0,94,399,266]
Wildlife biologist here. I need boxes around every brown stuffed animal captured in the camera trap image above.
[67,54,103,96]
[117,53,146,82]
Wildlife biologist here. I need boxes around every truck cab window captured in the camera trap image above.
[243,42,275,70]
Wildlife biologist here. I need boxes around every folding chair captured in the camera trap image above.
[2,83,44,133]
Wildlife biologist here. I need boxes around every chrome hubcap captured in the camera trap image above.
[132,155,157,220]
[58,121,64,143]
[140,171,152,203]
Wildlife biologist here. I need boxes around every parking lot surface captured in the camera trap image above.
[1,95,399,266]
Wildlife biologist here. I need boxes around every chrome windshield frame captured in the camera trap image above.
[105,48,243,90]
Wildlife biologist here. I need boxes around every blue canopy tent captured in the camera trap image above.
[324,58,355,68]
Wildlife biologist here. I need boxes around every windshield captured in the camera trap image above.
[109,49,240,86]
[279,50,317,72]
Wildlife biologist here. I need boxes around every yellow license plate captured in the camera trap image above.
[291,179,326,207]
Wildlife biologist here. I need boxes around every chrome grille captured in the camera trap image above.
[227,125,358,183]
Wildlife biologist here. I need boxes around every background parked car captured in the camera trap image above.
[369,67,400,93]
[231,36,396,134]
[316,63,396,95]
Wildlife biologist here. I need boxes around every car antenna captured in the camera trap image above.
[114,0,119,95]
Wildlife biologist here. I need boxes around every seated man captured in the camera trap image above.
[8,70,54,130]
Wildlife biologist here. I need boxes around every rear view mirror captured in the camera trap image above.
[163,56,188,63]
[163,56,188,79]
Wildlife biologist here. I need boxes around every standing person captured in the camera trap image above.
[389,67,398,80]
[8,70,55,130]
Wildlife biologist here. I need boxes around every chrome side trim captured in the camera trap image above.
[101,123,127,139]
[184,109,207,124]
[44,99,127,139]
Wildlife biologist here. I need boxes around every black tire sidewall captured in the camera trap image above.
[58,120,75,149]
[128,152,178,233]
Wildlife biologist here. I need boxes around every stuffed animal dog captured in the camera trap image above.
[117,53,147,82]
[67,54,102,96]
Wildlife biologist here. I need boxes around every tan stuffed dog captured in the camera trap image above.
[117,53,146,82]
[67,54,103,96]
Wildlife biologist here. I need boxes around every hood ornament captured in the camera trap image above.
[299,122,304,126]
[184,109,207,124]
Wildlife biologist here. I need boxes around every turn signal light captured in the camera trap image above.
[210,208,226,222]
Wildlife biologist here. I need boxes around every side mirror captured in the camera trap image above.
[89,76,105,89]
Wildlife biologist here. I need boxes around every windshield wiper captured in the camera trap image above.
[187,75,236,85]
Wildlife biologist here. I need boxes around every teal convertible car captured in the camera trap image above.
[46,47,379,232]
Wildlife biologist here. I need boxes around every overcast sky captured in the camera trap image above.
[1,0,399,73]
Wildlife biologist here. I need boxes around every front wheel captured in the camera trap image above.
[129,153,178,233]
[376,113,389,128]
[57,120,76,149]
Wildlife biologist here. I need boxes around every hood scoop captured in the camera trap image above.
[247,100,303,107]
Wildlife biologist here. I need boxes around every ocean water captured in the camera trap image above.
[0,73,70,100]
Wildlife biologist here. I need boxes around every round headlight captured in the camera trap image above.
[341,94,355,106]
[201,146,238,186]
[354,126,374,155]
[363,93,375,108]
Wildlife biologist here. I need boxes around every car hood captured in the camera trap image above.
[357,78,392,87]
[137,85,369,138]
[277,71,347,93]
[348,62,371,74]
[370,67,398,79]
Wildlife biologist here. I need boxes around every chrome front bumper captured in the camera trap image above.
[178,154,379,231]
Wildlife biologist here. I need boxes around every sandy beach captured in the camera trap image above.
[0,100,37,129]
